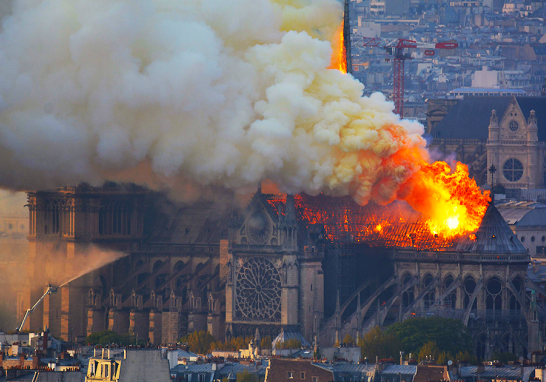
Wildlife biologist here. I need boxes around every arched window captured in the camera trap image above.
[464,276,477,310]
[486,278,503,313]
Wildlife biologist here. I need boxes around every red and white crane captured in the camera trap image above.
[362,38,458,118]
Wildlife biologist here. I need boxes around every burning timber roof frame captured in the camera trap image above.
[266,194,529,254]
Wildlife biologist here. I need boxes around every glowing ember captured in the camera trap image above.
[404,161,491,239]
[328,21,347,73]
[375,224,382,232]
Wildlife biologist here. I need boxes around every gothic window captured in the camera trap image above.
[463,276,477,310]
[510,277,522,310]
[476,333,487,360]
[402,274,414,308]
[509,120,519,131]
[503,158,523,182]
[423,274,435,309]
[174,261,185,272]
[44,199,61,234]
[486,277,503,313]
[98,201,132,235]
[235,257,282,322]
[155,274,167,289]
[444,275,456,309]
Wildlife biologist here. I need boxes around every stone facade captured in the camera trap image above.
[487,99,543,189]
[429,96,546,189]
[225,193,324,341]
[20,185,545,358]
[21,187,324,345]
[318,203,540,360]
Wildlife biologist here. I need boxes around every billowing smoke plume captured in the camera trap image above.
[0,0,428,206]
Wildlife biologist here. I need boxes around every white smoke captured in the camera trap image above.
[0,0,426,204]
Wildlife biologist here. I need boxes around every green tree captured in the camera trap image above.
[386,317,473,356]
[417,341,440,363]
[454,350,478,365]
[237,369,258,382]
[260,336,272,349]
[210,336,252,352]
[343,334,355,346]
[85,330,136,345]
[358,326,403,360]
[179,331,216,354]
[436,351,453,365]
[275,338,302,349]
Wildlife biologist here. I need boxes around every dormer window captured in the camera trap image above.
[509,120,519,131]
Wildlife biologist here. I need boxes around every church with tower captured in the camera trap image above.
[428,96,546,190]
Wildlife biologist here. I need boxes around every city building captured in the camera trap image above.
[264,359,334,382]
[428,96,546,188]
[86,349,170,382]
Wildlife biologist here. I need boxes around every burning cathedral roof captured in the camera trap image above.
[267,194,527,253]
[455,202,527,254]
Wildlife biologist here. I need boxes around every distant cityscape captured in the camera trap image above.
[347,0,546,120]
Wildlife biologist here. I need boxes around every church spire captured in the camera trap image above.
[344,0,352,74]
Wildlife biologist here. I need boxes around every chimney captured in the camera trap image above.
[42,330,49,353]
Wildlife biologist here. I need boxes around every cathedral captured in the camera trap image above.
[427,96,546,189]
[19,183,546,359]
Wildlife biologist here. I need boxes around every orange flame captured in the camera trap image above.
[265,161,490,247]
[328,21,346,73]
[404,161,491,239]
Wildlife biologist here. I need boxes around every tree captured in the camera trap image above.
[386,317,473,356]
[417,341,440,363]
[85,330,136,346]
[210,336,252,352]
[436,351,452,365]
[343,334,355,346]
[454,350,478,365]
[260,336,272,349]
[275,338,302,349]
[237,369,258,382]
[358,326,403,361]
[179,331,216,354]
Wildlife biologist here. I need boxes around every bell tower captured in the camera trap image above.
[225,191,323,343]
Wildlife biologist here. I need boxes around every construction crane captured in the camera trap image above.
[362,38,458,117]
[16,285,58,333]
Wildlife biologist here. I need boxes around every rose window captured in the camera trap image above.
[503,158,523,182]
[235,257,281,322]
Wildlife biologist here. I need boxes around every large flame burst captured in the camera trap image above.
[326,22,489,239]
[328,21,347,73]
[406,161,490,238]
